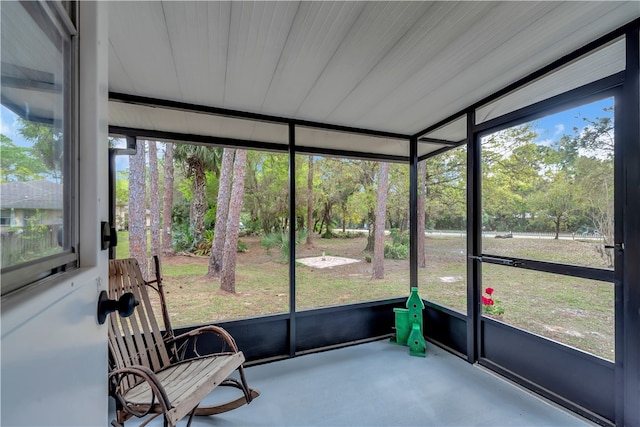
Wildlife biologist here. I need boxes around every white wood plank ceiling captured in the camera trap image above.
[108,1,639,154]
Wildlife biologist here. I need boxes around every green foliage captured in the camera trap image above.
[16,119,63,182]
[382,228,409,259]
[244,152,290,234]
[316,157,371,236]
[387,163,410,230]
[116,231,129,259]
[204,206,217,229]
[321,230,334,239]
[332,231,363,239]
[173,145,222,178]
[261,232,287,257]
[241,215,261,235]
[0,134,48,182]
[192,230,248,255]
[384,241,409,259]
[423,147,467,231]
[114,171,130,205]
[261,230,307,259]
[172,222,195,253]
[482,288,505,316]
[476,102,615,243]
[194,229,214,256]
[389,228,409,246]
[482,124,543,232]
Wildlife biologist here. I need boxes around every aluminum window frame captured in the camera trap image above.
[0,1,78,296]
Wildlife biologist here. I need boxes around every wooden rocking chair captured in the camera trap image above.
[108,256,259,427]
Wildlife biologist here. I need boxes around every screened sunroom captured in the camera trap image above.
[1,2,640,426]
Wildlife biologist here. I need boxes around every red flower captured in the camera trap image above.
[481,296,490,306]
[488,298,494,306]
[485,287,494,296]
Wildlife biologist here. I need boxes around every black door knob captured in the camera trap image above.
[97,290,139,324]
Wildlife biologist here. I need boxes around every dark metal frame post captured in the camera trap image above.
[108,148,116,259]
[621,27,640,427]
[409,136,418,290]
[466,110,480,363]
[288,123,297,357]
[614,85,626,427]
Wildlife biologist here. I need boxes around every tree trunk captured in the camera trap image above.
[148,141,161,277]
[306,155,313,244]
[220,149,248,293]
[129,140,148,279]
[162,142,175,256]
[209,148,235,276]
[554,217,560,240]
[372,162,389,279]
[190,160,207,245]
[417,160,427,268]
[322,202,332,236]
[365,210,375,252]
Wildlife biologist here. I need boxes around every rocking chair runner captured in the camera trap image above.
[108,256,259,427]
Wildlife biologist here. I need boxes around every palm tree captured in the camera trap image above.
[173,144,221,246]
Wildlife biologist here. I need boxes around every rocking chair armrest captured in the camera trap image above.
[168,325,240,353]
[109,365,172,415]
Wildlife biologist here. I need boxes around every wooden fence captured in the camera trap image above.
[1,224,63,267]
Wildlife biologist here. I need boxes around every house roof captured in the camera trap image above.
[0,180,63,210]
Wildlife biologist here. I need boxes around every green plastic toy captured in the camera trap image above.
[391,287,426,357]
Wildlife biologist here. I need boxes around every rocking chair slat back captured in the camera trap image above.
[108,258,171,374]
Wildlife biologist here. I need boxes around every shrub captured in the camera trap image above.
[384,242,409,259]
[261,230,307,259]
[194,229,214,256]
[172,223,194,252]
[332,231,363,239]
[390,228,409,246]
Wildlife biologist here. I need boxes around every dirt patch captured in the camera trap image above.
[297,255,361,269]
[543,324,584,338]
[439,276,464,283]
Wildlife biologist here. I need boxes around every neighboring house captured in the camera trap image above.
[0,180,63,229]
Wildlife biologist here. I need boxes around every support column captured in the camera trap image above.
[409,136,418,290]
[466,111,481,363]
[288,123,297,357]
[621,27,640,427]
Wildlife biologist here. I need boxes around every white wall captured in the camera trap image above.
[0,2,110,425]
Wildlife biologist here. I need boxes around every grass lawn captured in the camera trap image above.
[115,232,614,360]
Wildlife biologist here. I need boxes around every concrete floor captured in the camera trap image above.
[110,340,595,426]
